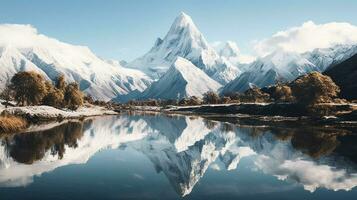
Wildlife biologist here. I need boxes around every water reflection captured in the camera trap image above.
[0,113,357,196]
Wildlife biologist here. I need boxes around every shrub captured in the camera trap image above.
[240,87,271,103]
[0,115,28,133]
[55,74,66,91]
[10,71,47,106]
[188,96,202,105]
[203,91,220,104]
[43,88,64,108]
[263,84,294,102]
[0,82,14,108]
[84,95,94,104]
[64,83,84,110]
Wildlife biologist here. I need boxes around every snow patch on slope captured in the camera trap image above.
[140,57,222,100]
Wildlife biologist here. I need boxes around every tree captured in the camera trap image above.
[241,87,270,103]
[64,83,84,110]
[290,72,340,106]
[0,81,13,108]
[264,84,294,102]
[187,96,202,105]
[10,71,47,106]
[55,74,66,91]
[203,91,220,104]
[43,88,64,108]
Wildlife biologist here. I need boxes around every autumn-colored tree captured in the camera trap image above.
[203,91,220,104]
[241,87,270,103]
[290,72,340,105]
[0,81,14,108]
[55,74,66,91]
[10,71,47,106]
[64,83,84,110]
[43,88,64,108]
[187,96,202,105]
[264,84,294,102]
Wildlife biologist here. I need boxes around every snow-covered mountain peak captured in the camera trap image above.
[128,13,240,84]
[219,41,240,58]
[170,12,197,33]
[160,12,212,60]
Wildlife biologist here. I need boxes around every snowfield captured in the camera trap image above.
[1,105,117,120]
[140,57,222,100]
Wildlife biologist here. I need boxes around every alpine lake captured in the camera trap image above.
[1,112,357,200]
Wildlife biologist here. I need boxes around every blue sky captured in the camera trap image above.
[1,0,357,61]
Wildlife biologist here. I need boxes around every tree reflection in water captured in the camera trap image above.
[1,121,85,164]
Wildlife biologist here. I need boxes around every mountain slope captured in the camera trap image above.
[324,53,357,100]
[221,51,316,94]
[128,12,240,84]
[221,44,357,95]
[0,24,152,101]
[0,46,50,88]
[140,57,222,100]
[304,44,357,71]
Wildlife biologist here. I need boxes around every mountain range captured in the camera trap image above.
[221,44,357,95]
[0,29,152,101]
[1,13,357,102]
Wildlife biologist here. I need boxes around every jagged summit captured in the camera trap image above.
[128,12,240,84]
[219,41,240,58]
[170,12,197,31]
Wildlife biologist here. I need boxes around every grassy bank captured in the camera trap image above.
[0,115,28,133]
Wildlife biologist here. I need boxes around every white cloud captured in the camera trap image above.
[0,24,89,51]
[254,21,357,56]
[0,24,45,48]
[255,156,357,192]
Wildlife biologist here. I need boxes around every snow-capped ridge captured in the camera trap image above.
[140,57,222,100]
[221,44,357,94]
[0,24,152,101]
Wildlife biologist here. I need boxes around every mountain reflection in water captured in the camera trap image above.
[0,113,357,197]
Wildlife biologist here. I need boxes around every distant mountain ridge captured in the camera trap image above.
[221,44,357,95]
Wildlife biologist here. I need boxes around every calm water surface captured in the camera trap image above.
[0,113,357,200]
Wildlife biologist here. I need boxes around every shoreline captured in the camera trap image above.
[120,102,357,127]
[0,104,119,134]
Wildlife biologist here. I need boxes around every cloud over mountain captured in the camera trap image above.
[254,21,357,56]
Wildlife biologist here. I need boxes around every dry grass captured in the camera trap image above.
[0,115,28,133]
